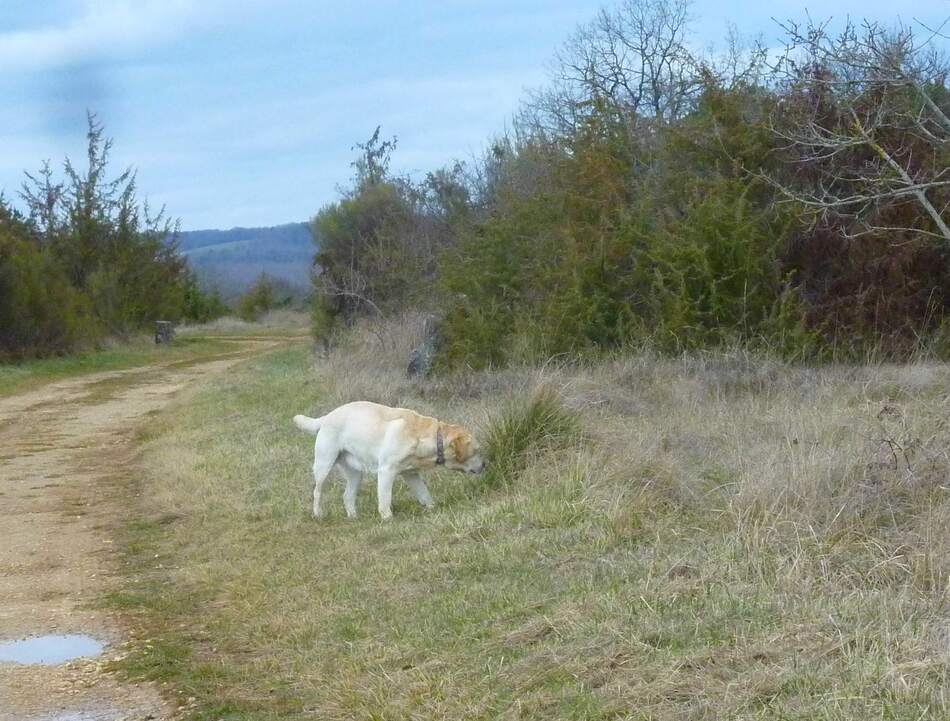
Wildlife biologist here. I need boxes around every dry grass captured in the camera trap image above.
[111,312,950,720]
[176,309,311,337]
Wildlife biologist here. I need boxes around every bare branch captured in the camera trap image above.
[764,18,950,243]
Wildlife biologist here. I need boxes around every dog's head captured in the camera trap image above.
[442,425,486,474]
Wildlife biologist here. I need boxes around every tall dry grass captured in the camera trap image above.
[176,309,311,337]
[320,313,950,523]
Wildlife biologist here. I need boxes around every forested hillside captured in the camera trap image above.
[310,5,950,364]
[179,223,313,300]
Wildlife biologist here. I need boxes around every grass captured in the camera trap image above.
[482,387,580,491]
[0,311,310,398]
[176,309,311,338]
[0,334,236,397]
[109,313,950,720]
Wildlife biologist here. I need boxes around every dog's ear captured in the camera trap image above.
[448,429,471,462]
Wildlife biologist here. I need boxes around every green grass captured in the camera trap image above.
[0,310,310,398]
[107,323,950,720]
[0,334,236,397]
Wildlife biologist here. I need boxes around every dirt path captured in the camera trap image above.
[0,338,297,721]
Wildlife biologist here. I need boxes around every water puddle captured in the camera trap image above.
[0,634,106,665]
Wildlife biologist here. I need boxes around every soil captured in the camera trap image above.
[0,338,292,721]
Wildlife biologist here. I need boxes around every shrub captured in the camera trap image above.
[310,128,470,331]
[311,6,950,369]
[637,177,807,352]
[3,115,201,356]
[181,273,228,323]
[236,274,277,321]
[0,216,99,359]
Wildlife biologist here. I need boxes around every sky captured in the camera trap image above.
[1,1,948,230]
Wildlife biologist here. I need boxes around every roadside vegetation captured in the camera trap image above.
[235,273,302,322]
[0,334,230,397]
[111,312,950,720]
[2,0,942,718]
[0,310,309,398]
[0,113,226,361]
[310,7,950,365]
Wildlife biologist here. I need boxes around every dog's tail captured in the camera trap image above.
[293,414,324,434]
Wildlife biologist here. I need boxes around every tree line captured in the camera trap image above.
[310,5,950,366]
[0,114,226,359]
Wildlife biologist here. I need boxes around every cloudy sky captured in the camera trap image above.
[1,1,947,230]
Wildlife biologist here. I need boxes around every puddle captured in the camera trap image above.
[0,634,106,665]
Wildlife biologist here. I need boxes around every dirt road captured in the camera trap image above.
[0,339,294,721]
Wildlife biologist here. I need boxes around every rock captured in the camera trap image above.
[154,321,174,345]
[407,315,441,377]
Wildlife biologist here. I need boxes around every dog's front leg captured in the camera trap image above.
[376,466,397,520]
[404,471,435,510]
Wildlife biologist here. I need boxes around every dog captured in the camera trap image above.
[293,401,486,520]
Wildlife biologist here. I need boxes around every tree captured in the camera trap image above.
[19,113,192,332]
[310,128,471,330]
[522,0,714,139]
[237,273,277,321]
[766,19,950,242]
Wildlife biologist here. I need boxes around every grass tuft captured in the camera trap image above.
[482,386,580,490]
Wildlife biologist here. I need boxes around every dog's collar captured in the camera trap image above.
[435,427,445,466]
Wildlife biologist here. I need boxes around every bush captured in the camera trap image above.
[0,216,99,359]
[637,177,807,351]
[237,274,277,321]
[310,128,469,331]
[181,273,228,323]
[310,6,950,369]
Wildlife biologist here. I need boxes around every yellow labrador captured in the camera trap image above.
[293,401,485,520]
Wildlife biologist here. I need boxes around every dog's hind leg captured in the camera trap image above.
[311,458,335,519]
[310,438,338,519]
[339,463,362,519]
[404,471,435,510]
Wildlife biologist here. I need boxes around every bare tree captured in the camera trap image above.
[766,18,950,242]
[562,0,698,120]
[518,0,704,140]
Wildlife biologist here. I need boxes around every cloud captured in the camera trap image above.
[0,1,591,228]
[0,1,219,71]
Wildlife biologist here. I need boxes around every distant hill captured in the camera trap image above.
[177,222,315,300]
